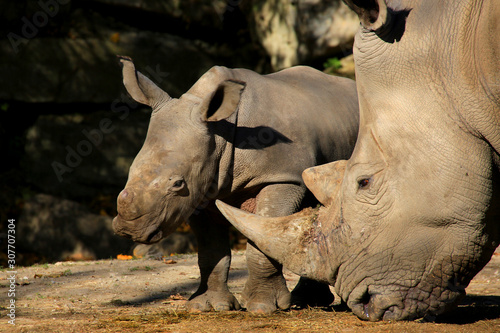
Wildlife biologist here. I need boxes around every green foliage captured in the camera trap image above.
[323,57,342,70]
[129,266,154,272]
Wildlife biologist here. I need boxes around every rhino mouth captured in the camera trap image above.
[145,228,163,243]
[112,214,164,244]
[345,279,466,321]
[347,284,404,321]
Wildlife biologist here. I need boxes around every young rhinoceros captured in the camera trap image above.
[112,56,359,313]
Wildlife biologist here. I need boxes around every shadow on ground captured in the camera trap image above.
[435,295,500,324]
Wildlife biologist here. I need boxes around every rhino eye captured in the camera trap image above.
[358,177,371,189]
[169,177,186,192]
[173,180,184,188]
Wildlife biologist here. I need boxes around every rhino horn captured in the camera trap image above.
[216,200,335,283]
[118,55,171,108]
[343,0,391,32]
[302,160,347,206]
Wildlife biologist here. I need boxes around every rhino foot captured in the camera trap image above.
[188,290,241,312]
[291,277,335,308]
[243,275,291,314]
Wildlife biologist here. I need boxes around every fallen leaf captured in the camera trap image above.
[117,254,133,260]
[169,293,186,300]
[163,259,177,264]
[16,281,31,286]
[110,32,120,43]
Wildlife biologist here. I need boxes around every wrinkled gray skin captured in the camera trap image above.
[217,0,500,321]
[112,57,359,313]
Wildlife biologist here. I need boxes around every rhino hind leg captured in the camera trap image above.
[188,210,240,312]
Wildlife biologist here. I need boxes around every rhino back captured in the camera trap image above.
[225,67,359,189]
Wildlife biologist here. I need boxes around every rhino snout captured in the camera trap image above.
[117,188,141,220]
[118,188,134,207]
[112,214,164,244]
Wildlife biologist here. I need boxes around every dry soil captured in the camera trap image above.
[1,249,499,332]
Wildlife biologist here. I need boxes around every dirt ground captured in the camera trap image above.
[1,249,499,333]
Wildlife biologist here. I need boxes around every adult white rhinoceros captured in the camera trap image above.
[112,57,359,313]
[217,0,500,321]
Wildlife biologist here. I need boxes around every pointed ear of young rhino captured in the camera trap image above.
[118,55,171,108]
[343,0,390,32]
[199,80,246,122]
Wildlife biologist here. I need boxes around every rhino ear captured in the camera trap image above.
[303,160,347,207]
[118,55,171,108]
[198,80,246,122]
[343,0,390,32]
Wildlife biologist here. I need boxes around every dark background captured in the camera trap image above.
[0,0,358,265]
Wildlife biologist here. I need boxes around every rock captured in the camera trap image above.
[17,194,134,262]
[246,0,359,70]
[247,0,300,70]
[85,0,229,31]
[1,0,358,103]
[0,0,260,103]
[0,32,218,103]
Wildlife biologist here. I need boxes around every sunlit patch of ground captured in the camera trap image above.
[1,250,499,332]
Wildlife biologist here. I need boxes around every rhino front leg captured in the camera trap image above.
[188,209,240,312]
[243,184,306,314]
[244,243,291,313]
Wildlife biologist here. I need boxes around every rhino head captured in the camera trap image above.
[113,57,245,243]
[217,0,500,321]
